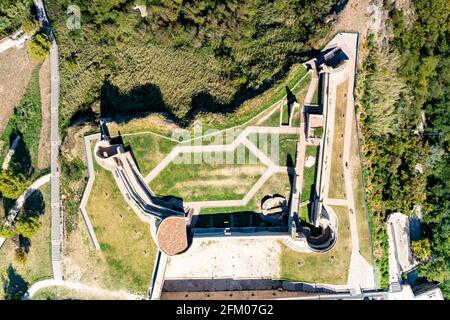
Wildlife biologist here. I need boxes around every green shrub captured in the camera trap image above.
[27,33,51,61]
[411,239,432,261]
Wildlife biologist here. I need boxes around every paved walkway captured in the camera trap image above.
[0,174,51,249]
[334,33,375,291]
[26,279,142,300]
[326,198,348,206]
[1,135,21,170]
[0,29,28,53]
[34,0,63,281]
[79,134,101,250]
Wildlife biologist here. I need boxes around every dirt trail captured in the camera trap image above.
[0,46,38,138]
[38,57,51,169]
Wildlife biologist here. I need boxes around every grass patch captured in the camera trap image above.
[31,286,123,300]
[281,101,290,125]
[290,73,312,128]
[199,172,293,215]
[85,155,157,294]
[301,145,319,202]
[149,145,267,202]
[280,206,352,284]
[328,80,347,199]
[196,65,308,132]
[310,77,321,105]
[253,133,298,167]
[260,107,281,127]
[350,119,372,265]
[0,65,42,179]
[0,184,52,299]
[121,133,178,176]
[298,204,310,223]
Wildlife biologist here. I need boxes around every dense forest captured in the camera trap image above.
[358,0,449,294]
[43,0,338,130]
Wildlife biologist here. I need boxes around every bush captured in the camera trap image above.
[0,170,27,199]
[27,33,51,61]
[14,247,27,266]
[411,238,432,261]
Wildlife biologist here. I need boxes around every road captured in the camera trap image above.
[34,0,63,281]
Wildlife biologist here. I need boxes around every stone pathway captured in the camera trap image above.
[79,134,101,250]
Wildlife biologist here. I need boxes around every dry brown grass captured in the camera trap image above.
[0,45,38,139]
[37,57,51,169]
[350,113,372,264]
[61,123,97,161]
[0,184,53,299]
[328,80,348,199]
[84,159,157,294]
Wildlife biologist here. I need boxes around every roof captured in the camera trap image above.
[157,216,188,256]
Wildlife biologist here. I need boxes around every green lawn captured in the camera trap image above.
[0,184,52,300]
[260,106,281,127]
[328,80,347,199]
[199,172,293,216]
[149,145,267,202]
[280,206,352,284]
[122,133,178,176]
[301,145,319,202]
[85,155,157,295]
[298,204,310,223]
[32,286,123,300]
[281,102,290,125]
[310,77,321,105]
[196,64,308,133]
[252,133,298,167]
[290,73,312,128]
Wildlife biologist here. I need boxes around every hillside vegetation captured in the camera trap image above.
[357,0,449,292]
[0,0,34,37]
[43,0,338,131]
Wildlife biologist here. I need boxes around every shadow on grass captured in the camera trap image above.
[93,47,320,130]
[8,130,33,179]
[2,265,29,300]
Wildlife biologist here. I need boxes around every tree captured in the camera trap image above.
[21,17,39,35]
[0,170,27,199]
[14,215,40,239]
[0,226,16,239]
[411,238,432,261]
[27,32,51,61]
